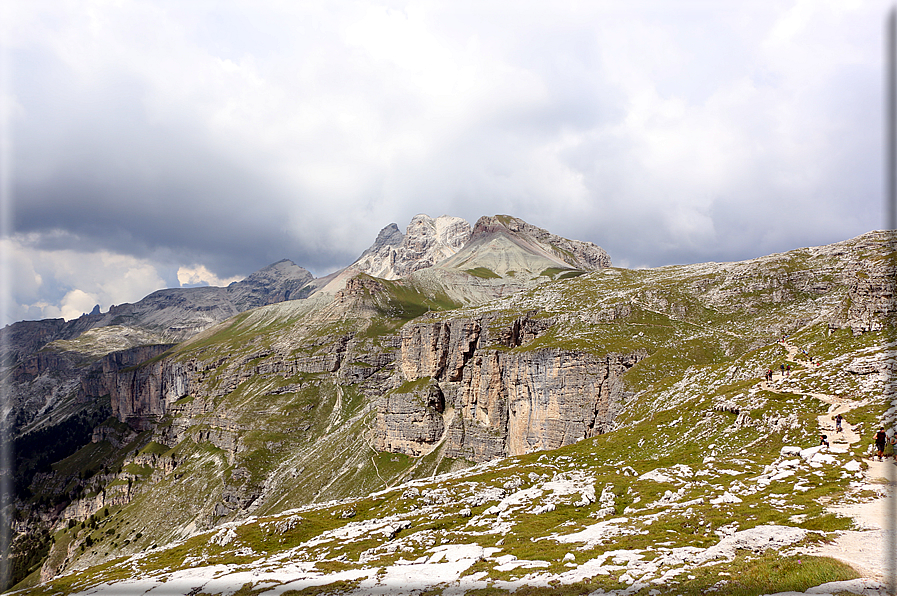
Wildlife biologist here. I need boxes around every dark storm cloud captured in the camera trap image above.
[10,48,325,277]
[2,1,888,323]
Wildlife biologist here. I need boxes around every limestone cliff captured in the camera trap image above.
[106,305,639,467]
[376,314,643,460]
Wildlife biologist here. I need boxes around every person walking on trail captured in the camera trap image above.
[780,364,785,376]
[874,428,887,461]
[835,414,843,433]
[786,364,791,376]
[820,434,829,448]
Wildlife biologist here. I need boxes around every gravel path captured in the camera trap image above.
[759,341,896,592]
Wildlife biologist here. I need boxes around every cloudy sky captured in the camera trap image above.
[0,1,888,324]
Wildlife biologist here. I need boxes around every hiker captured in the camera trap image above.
[835,414,843,433]
[780,364,785,376]
[786,364,791,375]
[820,434,829,448]
[874,428,887,461]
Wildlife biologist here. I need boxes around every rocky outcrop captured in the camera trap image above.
[215,467,262,517]
[374,379,446,456]
[78,344,176,403]
[446,348,643,459]
[351,223,405,276]
[13,351,76,383]
[0,319,68,367]
[107,330,396,429]
[379,313,644,460]
[1,315,104,370]
[839,257,896,333]
[109,358,197,425]
[351,215,472,280]
[398,319,483,382]
[2,258,318,442]
[101,307,640,464]
[335,278,386,303]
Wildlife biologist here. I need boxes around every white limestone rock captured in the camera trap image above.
[350,215,472,280]
[698,525,808,563]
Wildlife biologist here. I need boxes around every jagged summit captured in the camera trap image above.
[328,214,613,309]
[360,223,405,257]
[350,214,472,280]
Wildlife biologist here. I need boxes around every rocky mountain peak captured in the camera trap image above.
[362,223,405,257]
[471,214,612,270]
[237,259,312,285]
[225,259,314,309]
[350,214,472,280]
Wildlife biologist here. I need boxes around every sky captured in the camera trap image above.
[0,1,889,325]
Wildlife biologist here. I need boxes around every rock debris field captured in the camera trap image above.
[59,413,896,596]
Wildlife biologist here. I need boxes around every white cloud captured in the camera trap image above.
[3,1,888,323]
[177,265,243,288]
[59,289,99,321]
[3,236,168,323]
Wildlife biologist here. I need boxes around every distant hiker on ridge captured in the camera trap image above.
[835,414,843,433]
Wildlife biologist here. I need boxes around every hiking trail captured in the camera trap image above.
[756,341,894,585]
[758,340,865,453]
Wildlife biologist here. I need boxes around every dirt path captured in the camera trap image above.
[760,341,895,587]
[760,341,865,451]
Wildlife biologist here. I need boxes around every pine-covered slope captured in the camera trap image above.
[4,229,896,595]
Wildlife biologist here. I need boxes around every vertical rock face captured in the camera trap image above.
[374,379,446,456]
[105,310,640,464]
[383,313,644,460]
[398,319,482,382]
[108,357,196,425]
[78,345,176,402]
[449,348,640,459]
[13,351,75,383]
[839,257,896,333]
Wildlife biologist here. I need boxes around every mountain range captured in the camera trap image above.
[1,215,894,596]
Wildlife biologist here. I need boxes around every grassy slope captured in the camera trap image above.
[15,232,894,594]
